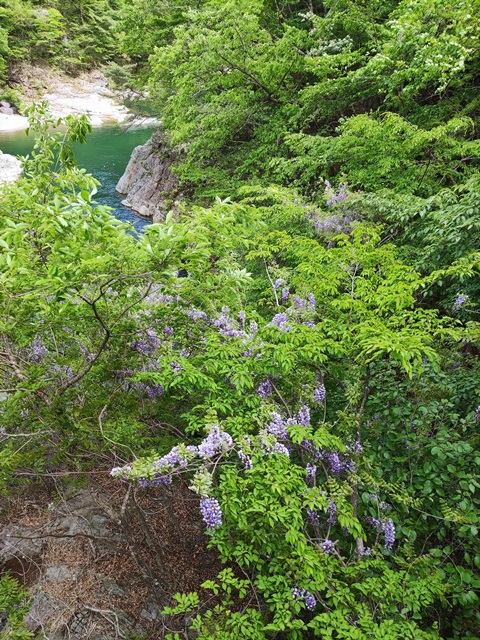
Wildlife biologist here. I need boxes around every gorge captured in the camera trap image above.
[0,66,173,231]
[0,123,156,230]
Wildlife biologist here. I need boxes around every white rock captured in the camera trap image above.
[0,150,22,183]
[43,90,130,125]
[0,68,135,132]
[0,113,29,132]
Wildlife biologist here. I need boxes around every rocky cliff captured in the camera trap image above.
[116,133,181,223]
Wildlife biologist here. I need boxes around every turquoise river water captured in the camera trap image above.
[0,125,154,231]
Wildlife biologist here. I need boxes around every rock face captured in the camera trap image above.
[0,101,16,115]
[116,133,181,222]
[0,150,22,183]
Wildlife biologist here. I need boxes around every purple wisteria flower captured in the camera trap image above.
[365,516,381,528]
[52,364,74,378]
[382,518,395,550]
[269,312,291,332]
[156,446,194,470]
[146,291,177,305]
[347,441,363,456]
[214,308,246,338]
[238,436,253,470]
[185,308,209,323]
[301,438,324,462]
[327,451,342,474]
[146,330,160,349]
[324,450,355,474]
[200,497,222,529]
[303,591,316,611]
[301,438,315,455]
[306,463,317,484]
[238,449,253,470]
[170,360,183,374]
[321,539,335,554]
[265,412,289,439]
[274,278,284,290]
[198,425,233,459]
[257,377,273,398]
[297,405,310,426]
[307,293,316,308]
[292,588,316,611]
[307,509,320,525]
[30,336,48,362]
[139,476,172,488]
[453,295,468,312]
[130,338,154,355]
[293,295,307,309]
[145,384,164,400]
[164,326,174,336]
[111,464,132,478]
[326,182,348,207]
[313,381,326,404]
[269,442,290,457]
[281,288,290,303]
[327,500,337,525]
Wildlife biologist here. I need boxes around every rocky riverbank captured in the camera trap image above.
[0,63,158,133]
[0,63,160,188]
[0,62,175,221]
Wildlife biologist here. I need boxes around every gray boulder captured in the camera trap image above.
[116,132,181,222]
[0,101,16,115]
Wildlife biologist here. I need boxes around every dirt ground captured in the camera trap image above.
[0,472,223,639]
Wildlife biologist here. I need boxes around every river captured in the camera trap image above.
[0,125,154,231]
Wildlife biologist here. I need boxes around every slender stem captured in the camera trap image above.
[263,257,279,307]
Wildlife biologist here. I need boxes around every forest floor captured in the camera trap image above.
[0,473,221,639]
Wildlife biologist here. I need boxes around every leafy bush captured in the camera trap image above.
[0,575,32,640]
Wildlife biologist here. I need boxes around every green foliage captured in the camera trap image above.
[143,0,480,203]
[283,114,480,198]
[102,60,135,89]
[0,0,120,81]
[105,186,474,636]
[0,108,267,478]
[52,0,119,71]
[3,0,480,631]
[147,0,311,195]
[116,0,207,68]
[0,575,33,639]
